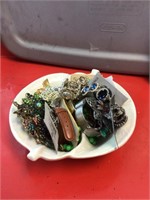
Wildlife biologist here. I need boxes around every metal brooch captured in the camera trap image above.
[112,104,128,128]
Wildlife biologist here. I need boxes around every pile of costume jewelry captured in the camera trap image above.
[13,71,128,152]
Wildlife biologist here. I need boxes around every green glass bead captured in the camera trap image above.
[66,145,73,151]
[89,137,97,145]
[34,93,40,99]
[63,144,73,151]
[22,98,30,104]
[36,102,42,108]
[100,129,107,138]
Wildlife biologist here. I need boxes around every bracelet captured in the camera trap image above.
[55,107,75,141]
[74,99,91,130]
[74,97,103,130]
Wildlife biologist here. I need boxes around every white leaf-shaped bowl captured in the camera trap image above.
[9,71,136,161]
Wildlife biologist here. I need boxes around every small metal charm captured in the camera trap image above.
[77,76,88,86]
[59,78,81,100]
[96,86,112,102]
[85,97,97,110]
[112,104,128,128]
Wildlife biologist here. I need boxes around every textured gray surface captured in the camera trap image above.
[1,1,149,74]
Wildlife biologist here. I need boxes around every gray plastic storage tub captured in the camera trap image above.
[1,1,149,75]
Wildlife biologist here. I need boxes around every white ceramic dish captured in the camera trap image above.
[9,71,136,161]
